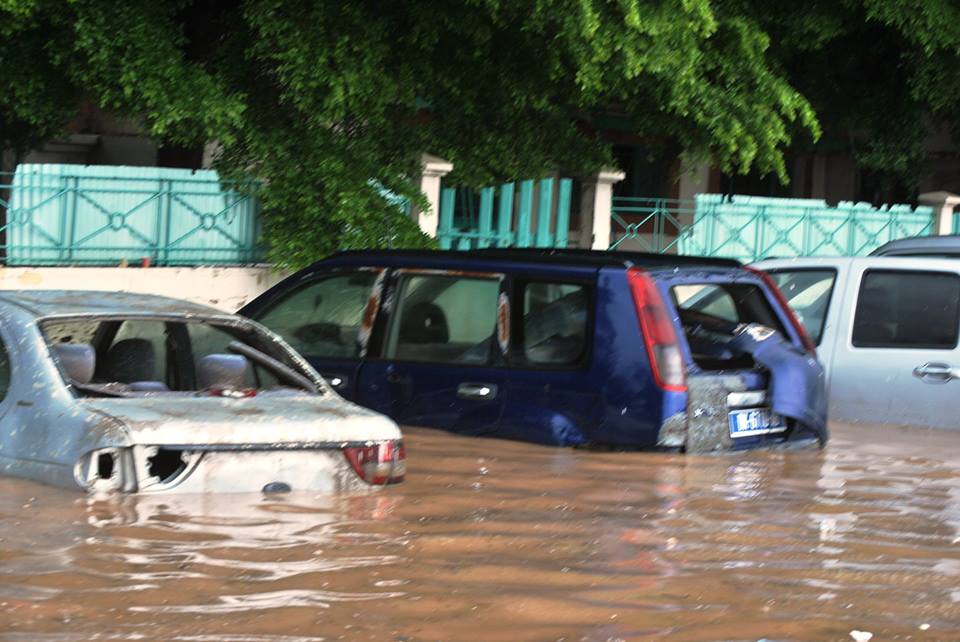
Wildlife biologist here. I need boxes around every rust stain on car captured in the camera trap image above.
[357,269,386,358]
[496,292,510,354]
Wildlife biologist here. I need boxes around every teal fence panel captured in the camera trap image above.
[516,181,535,247]
[437,188,457,249]
[554,179,572,248]
[496,183,515,247]
[610,198,696,253]
[611,194,935,260]
[535,178,554,247]
[437,177,574,250]
[1,164,263,266]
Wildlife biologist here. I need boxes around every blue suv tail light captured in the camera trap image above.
[627,268,687,392]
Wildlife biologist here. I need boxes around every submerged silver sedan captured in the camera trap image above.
[0,290,405,494]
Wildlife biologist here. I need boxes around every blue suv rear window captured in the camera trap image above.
[671,282,786,370]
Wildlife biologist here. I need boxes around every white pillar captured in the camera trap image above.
[677,162,711,202]
[413,154,453,238]
[586,169,625,250]
[918,191,960,235]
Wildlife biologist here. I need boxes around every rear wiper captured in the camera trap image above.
[226,341,318,393]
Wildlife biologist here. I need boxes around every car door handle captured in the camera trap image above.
[912,362,960,384]
[321,373,348,391]
[457,382,498,400]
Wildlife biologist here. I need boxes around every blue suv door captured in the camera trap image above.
[496,276,602,446]
[356,269,508,436]
[243,268,385,398]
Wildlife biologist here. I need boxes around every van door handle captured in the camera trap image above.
[912,362,959,384]
[457,382,498,400]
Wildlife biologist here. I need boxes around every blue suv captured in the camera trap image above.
[240,249,827,452]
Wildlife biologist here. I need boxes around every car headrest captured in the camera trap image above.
[399,302,449,344]
[52,343,96,384]
[101,338,156,383]
[197,354,249,390]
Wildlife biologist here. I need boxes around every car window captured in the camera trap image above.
[852,270,960,349]
[255,271,379,358]
[673,285,738,322]
[385,274,500,364]
[41,317,318,396]
[521,282,588,365]
[671,282,788,370]
[186,322,275,388]
[0,336,10,401]
[766,269,837,345]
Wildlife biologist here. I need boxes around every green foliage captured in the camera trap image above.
[2,1,959,264]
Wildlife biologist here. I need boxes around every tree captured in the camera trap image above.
[1,1,957,265]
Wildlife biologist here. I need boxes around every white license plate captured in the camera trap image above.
[728,408,786,438]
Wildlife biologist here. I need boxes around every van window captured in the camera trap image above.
[852,270,960,349]
[521,282,588,365]
[385,274,500,364]
[672,282,787,370]
[766,269,837,345]
[255,271,379,358]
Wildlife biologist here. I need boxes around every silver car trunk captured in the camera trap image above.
[82,394,400,446]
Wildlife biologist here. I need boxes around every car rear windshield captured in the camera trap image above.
[670,282,787,370]
[40,316,320,398]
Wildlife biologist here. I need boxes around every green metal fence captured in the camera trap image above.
[611,194,936,260]
[0,164,264,266]
[438,178,573,249]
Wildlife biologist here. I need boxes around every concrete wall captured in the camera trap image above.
[0,266,287,312]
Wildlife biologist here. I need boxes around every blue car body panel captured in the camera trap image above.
[241,250,828,450]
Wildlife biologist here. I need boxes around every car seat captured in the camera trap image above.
[99,338,169,391]
[52,343,96,384]
[396,302,450,361]
[197,354,250,390]
[399,302,449,343]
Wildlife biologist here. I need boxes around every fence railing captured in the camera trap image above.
[611,194,936,260]
[438,178,573,250]
[0,166,264,266]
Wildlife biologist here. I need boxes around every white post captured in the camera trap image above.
[918,191,960,236]
[586,169,625,250]
[677,162,711,202]
[413,154,454,238]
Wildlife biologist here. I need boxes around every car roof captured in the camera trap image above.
[320,248,742,270]
[0,290,227,320]
[752,255,960,270]
[869,235,960,257]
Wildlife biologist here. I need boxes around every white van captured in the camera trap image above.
[753,257,960,430]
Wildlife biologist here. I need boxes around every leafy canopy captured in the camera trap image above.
[1,1,957,265]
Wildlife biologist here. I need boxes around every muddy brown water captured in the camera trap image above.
[1,422,958,642]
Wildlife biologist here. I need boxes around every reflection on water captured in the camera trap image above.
[1,422,958,641]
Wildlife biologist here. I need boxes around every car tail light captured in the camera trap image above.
[627,268,687,392]
[745,266,817,355]
[343,440,406,485]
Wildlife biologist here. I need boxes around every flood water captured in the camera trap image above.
[1,422,958,642]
